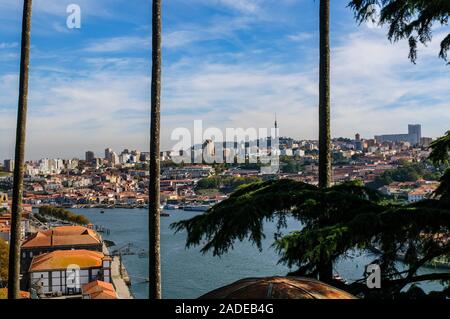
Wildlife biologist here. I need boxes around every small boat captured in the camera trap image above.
[183,205,210,212]
[164,204,179,210]
[160,212,170,217]
[100,211,105,214]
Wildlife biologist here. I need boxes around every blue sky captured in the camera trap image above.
[0,0,449,160]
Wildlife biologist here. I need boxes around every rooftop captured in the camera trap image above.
[22,225,101,249]
[82,280,117,299]
[29,249,110,272]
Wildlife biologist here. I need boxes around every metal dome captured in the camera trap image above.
[199,276,357,299]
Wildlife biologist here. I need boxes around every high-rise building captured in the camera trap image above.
[374,124,422,146]
[408,124,422,145]
[111,152,120,166]
[105,148,113,161]
[203,140,215,158]
[85,151,95,163]
[3,159,14,172]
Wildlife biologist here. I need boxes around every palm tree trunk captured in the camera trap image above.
[149,0,162,299]
[8,0,33,299]
[318,0,333,282]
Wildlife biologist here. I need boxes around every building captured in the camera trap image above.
[0,193,8,210]
[104,148,113,162]
[375,124,422,146]
[3,159,14,172]
[420,137,433,147]
[407,184,438,203]
[111,152,120,167]
[21,226,103,283]
[82,280,117,299]
[85,151,95,163]
[354,133,363,151]
[28,250,112,296]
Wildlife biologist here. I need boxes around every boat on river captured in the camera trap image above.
[183,204,210,212]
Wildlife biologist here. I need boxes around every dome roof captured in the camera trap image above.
[199,276,357,299]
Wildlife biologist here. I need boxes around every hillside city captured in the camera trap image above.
[0,123,447,299]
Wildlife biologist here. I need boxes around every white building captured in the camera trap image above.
[29,250,112,296]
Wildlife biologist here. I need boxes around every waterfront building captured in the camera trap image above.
[82,280,117,299]
[21,226,103,283]
[28,250,112,295]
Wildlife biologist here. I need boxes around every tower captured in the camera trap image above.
[408,124,421,146]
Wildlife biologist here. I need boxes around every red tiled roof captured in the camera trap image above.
[22,226,101,248]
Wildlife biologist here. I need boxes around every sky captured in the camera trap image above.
[0,0,449,160]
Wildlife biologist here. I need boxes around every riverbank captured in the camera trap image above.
[111,256,133,299]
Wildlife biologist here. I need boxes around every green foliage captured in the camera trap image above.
[429,131,450,165]
[33,213,48,223]
[39,206,90,225]
[0,238,8,283]
[367,162,441,189]
[429,131,450,202]
[196,176,262,193]
[348,0,450,63]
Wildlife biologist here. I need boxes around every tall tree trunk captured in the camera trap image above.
[149,0,162,299]
[318,0,333,282]
[8,0,33,300]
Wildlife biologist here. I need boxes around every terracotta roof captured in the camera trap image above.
[199,277,357,299]
[29,250,106,272]
[82,280,117,299]
[22,226,101,248]
[0,288,30,299]
[90,290,118,299]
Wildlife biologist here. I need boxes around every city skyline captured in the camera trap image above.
[1,0,449,160]
[0,123,430,162]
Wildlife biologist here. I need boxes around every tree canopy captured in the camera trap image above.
[348,0,450,63]
[172,131,450,298]
[38,206,90,225]
[0,238,8,284]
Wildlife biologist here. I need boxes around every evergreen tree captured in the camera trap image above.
[172,131,450,298]
[348,0,450,63]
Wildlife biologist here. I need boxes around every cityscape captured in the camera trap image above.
[0,0,449,313]
[1,122,447,299]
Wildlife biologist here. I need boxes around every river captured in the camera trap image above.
[71,208,446,299]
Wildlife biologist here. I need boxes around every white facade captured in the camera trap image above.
[30,259,111,296]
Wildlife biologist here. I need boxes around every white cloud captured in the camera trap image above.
[0,42,18,49]
[287,32,314,42]
[219,0,261,13]
[83,36,150,53]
